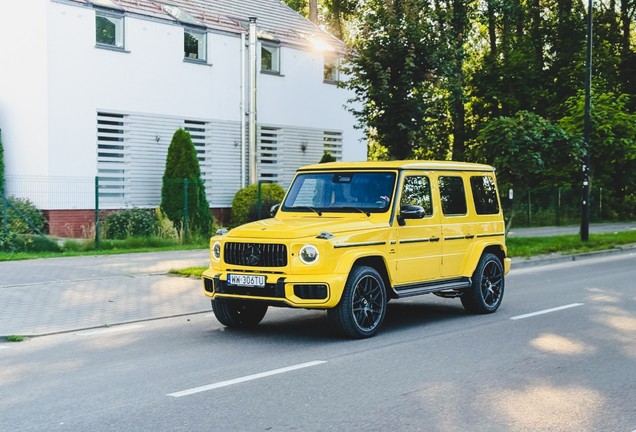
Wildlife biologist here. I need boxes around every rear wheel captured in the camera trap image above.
[328,266,387,339]
[211,299,268,328]
[461,253,504,314]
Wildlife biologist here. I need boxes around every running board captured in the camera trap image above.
[392,277,471,299]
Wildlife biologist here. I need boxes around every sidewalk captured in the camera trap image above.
[507,221,636,238]
[1,222,635,337]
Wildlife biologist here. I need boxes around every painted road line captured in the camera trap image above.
[76,324,146,336]
[510,303,584,320]
[167,360,328,398]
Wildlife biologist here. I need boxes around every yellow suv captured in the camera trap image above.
[202,161,511,338]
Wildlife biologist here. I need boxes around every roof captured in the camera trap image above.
[72,0,346,53]
[298,161,496,172]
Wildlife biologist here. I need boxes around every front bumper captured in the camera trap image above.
[201,268,347,309]
[504,257,512,275]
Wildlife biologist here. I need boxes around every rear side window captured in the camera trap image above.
[438,176,467,216]
[470,176,500,215]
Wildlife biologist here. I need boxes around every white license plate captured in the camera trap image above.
[227,274,266,287]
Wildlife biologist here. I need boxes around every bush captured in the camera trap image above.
[319,151,337,163]
[0,230,19,252]
[15,234,62,252]
[230,183,285,228]
[103,208,157,240]
[5,196,47,234]
[0,129,4,195]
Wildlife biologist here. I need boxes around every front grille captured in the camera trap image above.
[224,242,288,267]
[214,276,286,298]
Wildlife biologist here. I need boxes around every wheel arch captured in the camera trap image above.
[351,255,394,299]
[463,242,507,277]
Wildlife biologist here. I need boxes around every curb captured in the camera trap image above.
[511,245,636,269]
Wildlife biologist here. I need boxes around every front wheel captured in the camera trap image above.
[461,253,504,314]
[211,299,268,328]
[328,266,387,339]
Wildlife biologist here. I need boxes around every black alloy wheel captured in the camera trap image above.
[461,253,504,314]
[328,266,387,338]
[211,298,268,328]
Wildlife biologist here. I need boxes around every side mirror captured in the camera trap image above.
[400,205,425,220]
[270,203,281,217]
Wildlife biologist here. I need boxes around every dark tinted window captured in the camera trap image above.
[470,176,500,215]
[438,176,467,215]
[401,176,433,215]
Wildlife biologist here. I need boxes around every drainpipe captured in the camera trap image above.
[248,17,258,185]
[240,32,246,188]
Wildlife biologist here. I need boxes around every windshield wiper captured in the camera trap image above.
[290,206,322,216]
[335,206,371,217]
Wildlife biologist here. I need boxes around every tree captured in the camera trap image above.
[319,150,337,163]
[0,129,4,195]
[474,111,582,232]
[160,129,213,235]
[343,0,451,160]
[560,91,636,218]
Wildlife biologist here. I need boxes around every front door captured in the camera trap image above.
[395,172,442,285]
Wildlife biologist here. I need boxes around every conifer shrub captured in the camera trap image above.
[104,208,157,240]
[161,129,213,236]
[230,183,285,228]
[319,150,337,163]
[0,129,4,195]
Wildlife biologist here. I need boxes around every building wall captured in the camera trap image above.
[44,0,365,180]
[0,0,51,177]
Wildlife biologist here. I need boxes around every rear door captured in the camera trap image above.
[437,173,475,278]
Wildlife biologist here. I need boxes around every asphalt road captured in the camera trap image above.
[1,254,635,432]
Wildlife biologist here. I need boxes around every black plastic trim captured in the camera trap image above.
[477,233,505,238]
[334,241,386,249]
[399,238,431,244]
[393,277,471,298]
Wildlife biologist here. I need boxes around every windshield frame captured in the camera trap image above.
[281,170,398,215]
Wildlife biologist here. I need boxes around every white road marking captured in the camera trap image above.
[167,360,327,398]
[510,303,584,320]
[204,313,215,318]
[0,346,12,350]
[76,324,145,336]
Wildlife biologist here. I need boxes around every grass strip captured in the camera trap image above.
[169,267,207,278]
[507,230,636,258]
[0,238,209,262]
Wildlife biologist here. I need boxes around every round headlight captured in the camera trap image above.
[212,241,222,261]
[299,245,319,265]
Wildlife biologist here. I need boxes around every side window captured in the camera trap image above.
[262,45,280,73]
[96,12,124,48]
[184,28,207,61]
[400,176,433,215]
[470,176,500,215]
[438,176,467,216]
[324,56,339,82]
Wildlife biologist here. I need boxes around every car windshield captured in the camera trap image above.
[282,171,397,214]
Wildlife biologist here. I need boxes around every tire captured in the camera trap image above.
[328,266,387,339]
[461,253,504,314]
[211,299,268,328]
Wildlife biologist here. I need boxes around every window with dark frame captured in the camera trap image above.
[401,176,433,216]
[470,176,500,215]
[438,176,467,216]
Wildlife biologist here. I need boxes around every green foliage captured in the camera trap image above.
[319,151,337,163]
[560,91,636,219]
[161,129,213,236]
[104,208,157,240]
[507,231,636,258]
[0,129,4,194]
[0,230,19,252]
[5,196,47,234]
[230,183,286,228]
[6,335,24,342]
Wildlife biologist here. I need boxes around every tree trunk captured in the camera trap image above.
[450,0,467,162]
[309,0,318,24]
[621,0,631,54]
[487,0,497,58]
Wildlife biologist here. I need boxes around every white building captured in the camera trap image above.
[0,0,365,234]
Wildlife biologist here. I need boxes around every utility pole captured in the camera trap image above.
[581,0,593,242]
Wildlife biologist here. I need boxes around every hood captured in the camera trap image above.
[227,216,388,240]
